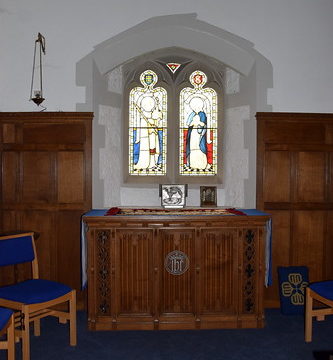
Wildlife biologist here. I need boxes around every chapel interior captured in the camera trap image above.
[1,1,333,359]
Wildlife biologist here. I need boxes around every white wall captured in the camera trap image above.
[1,0,332,113]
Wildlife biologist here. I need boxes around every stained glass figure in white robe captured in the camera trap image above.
[179,70,218,175]
[129,70,167,175]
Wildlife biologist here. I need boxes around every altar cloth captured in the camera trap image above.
[81,208,272,288]
[104,207,248,216]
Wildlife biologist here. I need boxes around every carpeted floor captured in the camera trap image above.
[1,309,333,360]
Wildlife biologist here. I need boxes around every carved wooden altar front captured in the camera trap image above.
[83,210,269,330]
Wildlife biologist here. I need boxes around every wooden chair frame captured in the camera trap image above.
[0,311,15,360]
[305,286,333,342]
[0,232,76,360]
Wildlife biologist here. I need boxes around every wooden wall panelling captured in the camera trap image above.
[292,211,325,279]
[57,151,84,203]
[0,112,93,309]
[325,211,333,278]
[296,152,326,202]
[256,112,333,307]
[21,210,55,281]
[2,152,18,203]
[22,151,55,203]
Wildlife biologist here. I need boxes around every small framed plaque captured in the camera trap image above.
[160,184,187,208]
[200,186,217,207]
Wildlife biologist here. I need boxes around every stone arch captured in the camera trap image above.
[76,13,272,208]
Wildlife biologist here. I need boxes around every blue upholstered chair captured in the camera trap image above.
[305,281,333,342]
[0,232,76,360]
[0,307,15,360]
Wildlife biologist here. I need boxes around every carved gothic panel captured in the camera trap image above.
[200,228,238,313]
[242,229,257,313]
[159,228,195,315]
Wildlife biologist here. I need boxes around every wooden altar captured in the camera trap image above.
[83,209,270,330]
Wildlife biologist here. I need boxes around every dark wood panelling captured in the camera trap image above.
[296,152,325,202]
[263,151,291,202]
[292,211,325,279]
[0,112,92,309]
[22,123,85,144]
[257,112,333,308]
[2,123,15,143]
[22,151,54,203]
[21,210,54,281]
[2,152,18,203]
[57,210,84,289]
[264,121,325,144]
[57,152,84,203]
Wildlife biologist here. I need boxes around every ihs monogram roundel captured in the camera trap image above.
[164,250,189,275]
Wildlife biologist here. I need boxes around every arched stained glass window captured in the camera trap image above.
[129,70,167,176]
[179,70,218,176]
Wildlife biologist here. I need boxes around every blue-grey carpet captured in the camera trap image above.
[1,309,332,360]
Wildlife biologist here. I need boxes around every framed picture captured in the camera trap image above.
[160,184,187,208]
[200,186,217,207]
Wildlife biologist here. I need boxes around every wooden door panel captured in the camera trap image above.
[292,210,325,281]
[159,228,195,315]
[57,152,84,203]
[296,152,326,202]
[115,228,154,316]
[263,151,290,202]
[22,151,54,203]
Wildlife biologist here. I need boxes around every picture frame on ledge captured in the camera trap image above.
[160,184,187,209]
[200,186,217,207]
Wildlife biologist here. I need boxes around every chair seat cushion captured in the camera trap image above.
[309,281,333,301]
[0,307,13,330]
[0,279,72,304]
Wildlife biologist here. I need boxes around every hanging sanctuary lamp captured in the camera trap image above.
[30,32,46,106]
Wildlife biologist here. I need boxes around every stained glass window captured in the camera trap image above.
[179,70,218,176]
[166,62,181,74]
[129,70,167,176]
